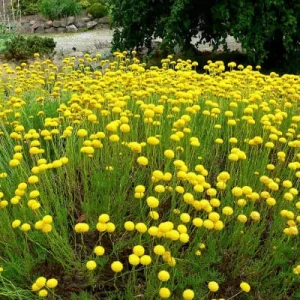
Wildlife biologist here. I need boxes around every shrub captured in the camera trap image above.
[12,0,39,16]
[39,0,82,20]
[3,35,56,60]
[110,0,300,72]
[87,3,108,19]
[79,0,91,9]
[0,24,16,53]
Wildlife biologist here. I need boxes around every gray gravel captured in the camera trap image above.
[51,28,241,58]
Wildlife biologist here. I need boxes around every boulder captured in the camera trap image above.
[35,26,45,34]
[57,27,66,33]
[97,16,109,24]
[74,20,86,28]
[16,22,31,34]
[82,17,91,22]
[46,20,53,26]
[86,21,97,29]
[32,22,43,30]
[67,16,75,25]
[66,24,78,32]
[52,20,61,28]
[60,19,67,27]
[45,27,56,33]
[44,22,51,29]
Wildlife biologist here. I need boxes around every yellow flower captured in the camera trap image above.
[124,221,135,231]
[147,136,160,145]
[133,245,145,256]
[240,281,251,292]
[137,156,149,166]
[77,129,88,137]
[128,254,140,266]
[74,223,89,233]
[147,196,159,208]
[86,260,97,270]
[111,261,123,272]
[159,287,171,298]
[164,149,175,159]
[38,289,48,297]
[158,270,170,282]
[35,277,47,288]
[208,281,219,292]
[94,246,105,256]
[182,289,195,300]
[46,278,58,288]
[140,255,152,265]
[20,223,31,232]
[153,245,165,255]
[12,219,21,228]
[98,214,110,223]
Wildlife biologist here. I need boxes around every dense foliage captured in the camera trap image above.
[0,53,300,299]
[110,0,300,72]
[3,35,56,60]
[38,0,82,20]
[86,2,108,19]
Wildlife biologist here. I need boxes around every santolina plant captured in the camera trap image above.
[0,53,299,299]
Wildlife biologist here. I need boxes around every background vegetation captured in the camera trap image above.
[109,0,300,73]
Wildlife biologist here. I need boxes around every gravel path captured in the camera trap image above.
[50,28,241,58]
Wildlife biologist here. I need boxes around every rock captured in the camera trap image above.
[67,16,75,25]
[45,27,56,33]
[32,22,43,30]
[86,21,97,29]
[97,16,109,24]
[29,20,36,25]
[57,27,66,33]
[46,20,53,26]
[52,20,61,28]
[35,26,45,34]
[82,17,91,22]
[74,21,86,29]
[16,22,30,34]
[60,19,67,27]
[44,22,51,29]
[66,24,78,32]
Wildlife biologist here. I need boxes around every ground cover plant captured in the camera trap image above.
[0,53,300,299]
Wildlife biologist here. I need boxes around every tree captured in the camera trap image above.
[109,0,300,71]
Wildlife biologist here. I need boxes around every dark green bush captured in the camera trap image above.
[110,0,300,73]
[87,3,108,19]
[79,0,91,9]
[3,35,56,61]
[12,0,39,16]
[39,0,81,20]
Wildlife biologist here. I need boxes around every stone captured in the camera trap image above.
[66,24,78,32]
[34,26,45,34]
[16,22,30,34]
[44,22,51,29]
[29,20,36,25]
[45,27,56,33]
[82,17,91,22]
[57,27,66,33]
[46,20,53,26]
[86,21,97,29]
[67,16,75,25]
[74,20,86,28]
[52,20,61,28]
[32,22,43,30]
[96,16,109,24]
[60,19,67,27]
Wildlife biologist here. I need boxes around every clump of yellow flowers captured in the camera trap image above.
[0,52,299,299]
